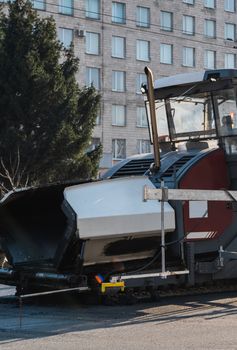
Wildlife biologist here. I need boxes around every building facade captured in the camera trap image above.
[33,0,237,168]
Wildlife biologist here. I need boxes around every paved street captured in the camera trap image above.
[0,284,237,350]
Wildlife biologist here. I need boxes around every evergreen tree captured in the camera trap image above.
[0,0,102,194]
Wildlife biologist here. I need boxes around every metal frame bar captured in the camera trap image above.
[144,186,237,202]
[144,66,161,170]
[19,286,90,299]
[111,270,189,282]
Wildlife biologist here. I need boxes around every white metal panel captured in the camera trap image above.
[64,177,175,239]
[154,71,205,89]
[189,201,208,218]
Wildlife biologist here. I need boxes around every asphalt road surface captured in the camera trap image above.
[0,284,237,350]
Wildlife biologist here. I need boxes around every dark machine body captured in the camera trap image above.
[1,68,237,295]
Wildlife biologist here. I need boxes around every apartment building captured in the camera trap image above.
[33,0,237,168]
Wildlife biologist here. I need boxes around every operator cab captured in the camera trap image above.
[144,69,237,155]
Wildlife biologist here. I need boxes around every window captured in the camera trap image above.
[112,71,125,91]
[136,40,150,61]
[204,50,216,69]
[112,139,126,159]
[136,140,151,154]
[96,110,101,125]
[183,15,195,35]
[88,138,100,151]
[112,36,125,58]
[183,0,194,4]
[204,0,215,8]
[112,2,126,24]
[85,0,100,19]
[225,23,236,41]
[183,47,195,67]
[86,67,100,89]
[59,0,73,15]
[137,107,148,127]
[160,44,173,64]
[160,11,173,31]
[225,0,235,12]
[225,53,236,68]
[58,28,73,48]
[136,6,150,27]
[86,32,100,55]
[204,19,216,38]
[136,73,147,93]
[112,105,126,126]
[32,0,45,10]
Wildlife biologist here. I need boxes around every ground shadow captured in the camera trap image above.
[1,288,237,344]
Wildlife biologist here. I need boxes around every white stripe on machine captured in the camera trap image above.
[186,231,217,239]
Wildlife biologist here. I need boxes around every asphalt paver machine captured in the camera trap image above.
[1,68,237,298]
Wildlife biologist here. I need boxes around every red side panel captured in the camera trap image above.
[179,149,233,240]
